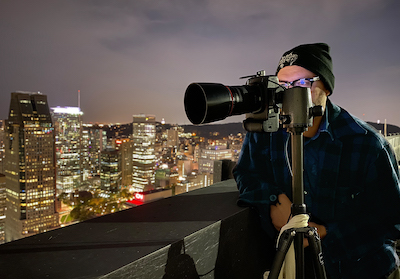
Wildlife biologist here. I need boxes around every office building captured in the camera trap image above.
[0,120,5,174]
[198,145,233,174]
[100,148,121,193]
[176,155,195,179]
[166,128,179,148]
[4,92,59,242]
[82,124,107,178]
[0,174,5,244]
[51,106,83,194]
[131,115,156,192]
[114,138,133,188]
[175,173,212,195]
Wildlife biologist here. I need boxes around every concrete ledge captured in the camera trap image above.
[0,179,275,279]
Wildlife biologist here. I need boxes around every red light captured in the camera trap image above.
[135,193,144,200]
[127,199,143,206]
[115,140,122,144]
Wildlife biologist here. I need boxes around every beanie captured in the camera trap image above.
[276,43,335,94]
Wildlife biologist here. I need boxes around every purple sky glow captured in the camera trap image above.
[1,0,400,126]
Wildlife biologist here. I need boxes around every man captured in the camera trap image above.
[233,43,400,278]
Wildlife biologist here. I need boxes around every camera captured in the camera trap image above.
[184,70,323,133]
[184,70,285,132]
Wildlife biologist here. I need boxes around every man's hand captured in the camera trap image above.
[308,222,327,239]
[304,222,327,247]
[270,194,328,247]
[270,193,292,231]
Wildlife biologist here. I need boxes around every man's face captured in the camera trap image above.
[277,65,330,111]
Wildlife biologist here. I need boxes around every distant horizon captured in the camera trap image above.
[85,119,400,129]
[2,107,399,129]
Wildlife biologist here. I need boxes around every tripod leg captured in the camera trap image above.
[306,228,327,279]
[294,231,305,279]
[267,229,295,279]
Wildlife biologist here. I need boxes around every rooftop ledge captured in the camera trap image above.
[0,179,274,279]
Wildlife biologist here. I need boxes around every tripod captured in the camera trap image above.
[267,87,327,279]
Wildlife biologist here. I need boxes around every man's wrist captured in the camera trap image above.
[309,222,327,239]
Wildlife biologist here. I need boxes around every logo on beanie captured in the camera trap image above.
[278,52,298,69]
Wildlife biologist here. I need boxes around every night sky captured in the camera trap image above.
[1,0,400,126]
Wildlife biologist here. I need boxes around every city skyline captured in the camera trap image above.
[1,1,400,126]
[0,91,233,243]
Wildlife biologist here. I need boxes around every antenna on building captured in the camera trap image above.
[78,90,81,109]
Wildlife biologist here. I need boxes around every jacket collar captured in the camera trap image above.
[326,99,367,139]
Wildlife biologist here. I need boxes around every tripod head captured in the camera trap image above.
[281,87,323,135]
[243,86,323,135]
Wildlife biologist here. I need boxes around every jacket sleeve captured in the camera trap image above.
[233,132,285,207]
[322,141,400,262]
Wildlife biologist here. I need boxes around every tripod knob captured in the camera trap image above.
[280,115,291,124]
[309,106,324,117]
[291,203,307,215]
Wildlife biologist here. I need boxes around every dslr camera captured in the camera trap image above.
[184,71,322,133]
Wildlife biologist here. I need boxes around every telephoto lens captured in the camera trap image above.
[184,82,264,125]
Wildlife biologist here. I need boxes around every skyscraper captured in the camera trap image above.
[5,92,59,242]
[51,106,83,195]
[114,138,133,188]
[0,120,5,174]
[0,173,5,244]
[100,148,121,193]
[82,124,107,178]
[132,115,156,192]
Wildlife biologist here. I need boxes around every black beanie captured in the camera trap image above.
[276,43,335,94]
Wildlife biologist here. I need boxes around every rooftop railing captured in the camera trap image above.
[0,179,275,279]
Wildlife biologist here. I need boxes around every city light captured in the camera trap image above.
[51,107,83,115]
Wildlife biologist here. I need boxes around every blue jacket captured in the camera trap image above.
[234,99,400,278]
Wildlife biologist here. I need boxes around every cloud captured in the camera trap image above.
[0,0,399,125]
